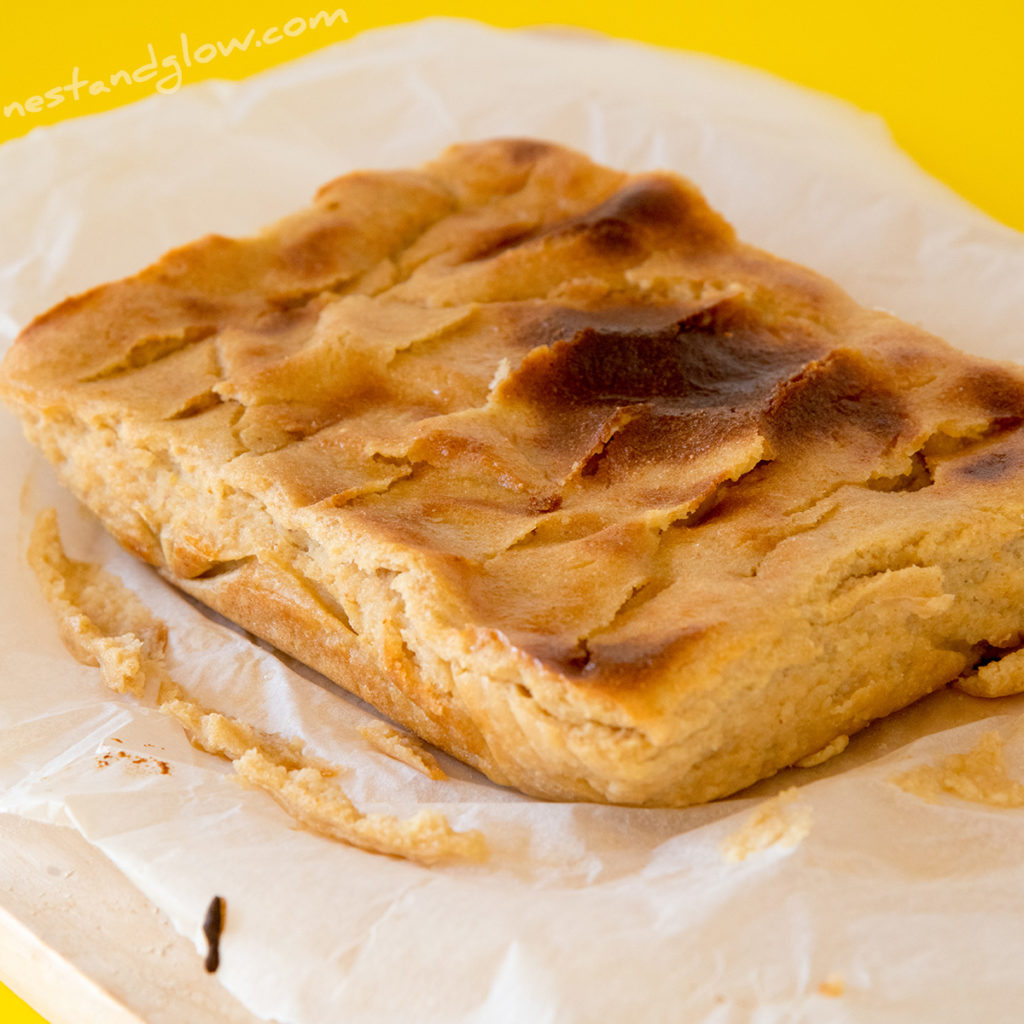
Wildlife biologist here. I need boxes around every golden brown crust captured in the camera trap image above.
[7,138,1024,805]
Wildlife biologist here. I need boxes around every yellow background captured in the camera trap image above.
[0,983,45,1024]
[2,0,1023,232]
[1,0,1021,1019]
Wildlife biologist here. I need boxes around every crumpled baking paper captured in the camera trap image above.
[3,18,1024,1024]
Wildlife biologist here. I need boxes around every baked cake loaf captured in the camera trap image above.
[5,138,1024,807]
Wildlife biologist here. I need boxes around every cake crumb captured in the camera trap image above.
[160,689,313,772]
[818,973,845,998]
[892,731,1024,807]
[235,748,486,865]
[795,734,849,769]
[721,788,812,863]
[29,509,487,866]
[954,649,1024,698]
[167,696,487,864]
[28,508,167,696]
[359,720,448,780]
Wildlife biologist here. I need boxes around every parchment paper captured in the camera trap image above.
[3,19,1024,1023]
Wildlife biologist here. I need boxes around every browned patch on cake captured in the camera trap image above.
[464,226,542,263]
[960,366,1024,420]
[584,623,714,681]
[544,175,734,256]
[766,348,907,449]
[520,301,696,353]
[516,613,715,688]
[490,298,819,499]
[954,448,1021,482]
[501,138,557,165]
[588,411,755,486]
[507,299,820,411]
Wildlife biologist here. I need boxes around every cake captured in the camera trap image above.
[5,137,1024,806]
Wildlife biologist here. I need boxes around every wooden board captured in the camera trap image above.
[0,814,266,1024]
